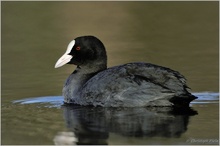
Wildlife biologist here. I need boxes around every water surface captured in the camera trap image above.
[6,93,220,145]
[1,1,219,145]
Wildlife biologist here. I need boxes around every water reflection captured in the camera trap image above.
[60,105,197,145]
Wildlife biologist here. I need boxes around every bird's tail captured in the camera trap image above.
[169,94,198,107]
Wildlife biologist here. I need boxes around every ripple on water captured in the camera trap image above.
[192,92,219,104]
[12,96,64,108]
[12,92,219,108]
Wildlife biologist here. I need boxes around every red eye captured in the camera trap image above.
[76,46,81,51]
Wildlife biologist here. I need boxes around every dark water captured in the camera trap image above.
[1,1,219,145]
[5,93,220,145]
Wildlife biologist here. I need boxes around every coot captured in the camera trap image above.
[55,36,197,107]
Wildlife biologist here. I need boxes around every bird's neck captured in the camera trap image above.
[77,59,107,75]
[63,64,107,103]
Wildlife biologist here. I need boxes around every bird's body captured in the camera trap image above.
[55,36,197,107]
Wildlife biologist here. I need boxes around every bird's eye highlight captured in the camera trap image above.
[76,46,81,51]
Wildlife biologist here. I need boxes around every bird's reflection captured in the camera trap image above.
[56,105,197,145]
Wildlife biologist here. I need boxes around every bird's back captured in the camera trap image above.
[79,62,196,107]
